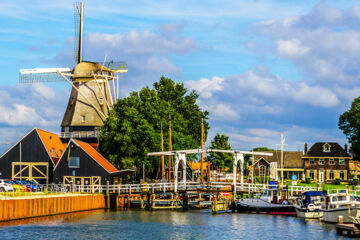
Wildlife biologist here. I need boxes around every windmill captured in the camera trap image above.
[19,2,127,141]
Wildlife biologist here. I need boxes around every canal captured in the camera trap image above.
[0,210,350,239]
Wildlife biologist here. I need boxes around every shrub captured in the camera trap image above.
[353,178,359,185]
[305,177,311,184]
[254,176,270,184]
[335,178,341,185]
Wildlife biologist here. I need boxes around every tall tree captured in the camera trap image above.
[207,133,232,171]
[339,96,360,158]
[99,76,210,179]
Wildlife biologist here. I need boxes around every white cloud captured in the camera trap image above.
[212,103,239,119]
[277,39,310,58]
[253,3,360,87]
[0,104,47,126]
[185,76,224,98]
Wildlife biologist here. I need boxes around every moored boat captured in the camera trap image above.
[294,191,326,219]
[234,189,295,215]
[322,190,360,223]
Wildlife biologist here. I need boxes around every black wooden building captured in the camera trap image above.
[0,128,65,184]
[53,139,128,185]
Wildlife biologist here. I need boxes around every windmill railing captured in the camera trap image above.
[58,131,100,139]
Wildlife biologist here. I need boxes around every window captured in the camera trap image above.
[339,159,345,165]
[329,159,334,165]
[319,159,324,165]
[310,170,315,179]
[69,157,80,168]
[52,148,59,158]
[340,171,345,180]
[309,159,314,165]
[329,170,334,180]
[323,143,331,152]
[99,98,103,104]
[81,115,86,123]
[259,165,266,177]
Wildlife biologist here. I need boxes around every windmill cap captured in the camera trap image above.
[72,61,112,80]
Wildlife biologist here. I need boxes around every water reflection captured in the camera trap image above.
[0,210,352,240]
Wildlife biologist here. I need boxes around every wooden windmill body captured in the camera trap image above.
[19,2,127,142]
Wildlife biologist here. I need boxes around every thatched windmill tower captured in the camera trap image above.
[19,2,127,142]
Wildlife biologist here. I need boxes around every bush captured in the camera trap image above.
[254,176,270,184]
[305,177,311,184]
[353,178,359,185]
[335,178,341,185]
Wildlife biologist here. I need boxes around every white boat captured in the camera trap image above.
[322,190,360,223]
[294,191,326,219]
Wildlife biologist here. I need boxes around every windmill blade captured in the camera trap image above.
[19,68,71,83]
[98,61,128,73]
[74,2,84,63]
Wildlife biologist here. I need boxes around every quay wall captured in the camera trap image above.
[0,195,105,221]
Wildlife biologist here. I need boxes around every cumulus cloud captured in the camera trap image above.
[185,76,224,98]
[0,104,47,126]
[54,22,199,96]
[0,84,67,151]
[253,2,360,86]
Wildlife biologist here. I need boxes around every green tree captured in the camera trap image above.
[252,147,275,152]
[207,133,233,171]
[339,96,360,158]
[99,76,210,179]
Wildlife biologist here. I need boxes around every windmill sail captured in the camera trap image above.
[74,2,84,64]
[19,68,71,83]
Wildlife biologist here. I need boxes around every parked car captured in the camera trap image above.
[6,180,25,192]
[24,180,41,192]
[0,179,14,192]
[14,180,30,192]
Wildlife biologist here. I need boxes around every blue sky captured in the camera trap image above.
[0,0,359,153]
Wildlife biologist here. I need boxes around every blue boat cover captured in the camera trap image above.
[304,191,326,204]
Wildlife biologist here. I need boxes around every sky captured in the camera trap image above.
[0,0,359,153]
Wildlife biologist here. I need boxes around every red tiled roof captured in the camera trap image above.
[36,129,65,165]
[73,139,118,173]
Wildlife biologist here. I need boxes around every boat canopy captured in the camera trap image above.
[304,191,327,204]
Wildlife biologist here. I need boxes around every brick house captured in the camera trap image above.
[303,142,351,182]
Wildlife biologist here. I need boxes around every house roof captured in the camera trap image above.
[253,151,303,168]
[36,129,65,165]
[304,142,350,158]
[72,139,119,174]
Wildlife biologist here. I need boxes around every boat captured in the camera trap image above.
[294,191,326,219]
[322,190,360,223]
[233,189,295,215]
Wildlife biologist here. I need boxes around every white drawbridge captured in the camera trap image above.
[148,149,273,194]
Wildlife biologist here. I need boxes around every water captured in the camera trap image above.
[0,209,350,240]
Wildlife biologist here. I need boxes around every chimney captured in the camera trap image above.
[345,144,348,153]
[304,143,308,153]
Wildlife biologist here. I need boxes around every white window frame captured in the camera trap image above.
[329,159,334,165]
[309,159,314,165]
[310,170,315,179]
[329,170,334,180]
[259,165,266,177]
[323,143,331,152]
[319,159,324,165]
[339,159,345,165]
[340,170,345,180]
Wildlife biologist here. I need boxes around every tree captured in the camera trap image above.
[99,76,210,179]
[339,96,360,158]
[207,133,233,171]
[252,147,275,152]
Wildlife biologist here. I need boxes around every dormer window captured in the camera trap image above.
[323,143,331,153]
